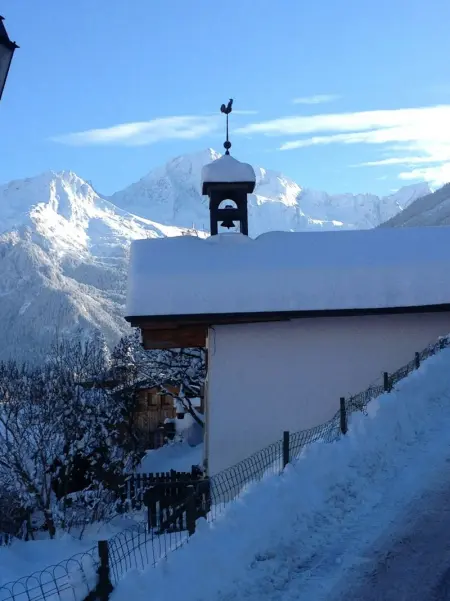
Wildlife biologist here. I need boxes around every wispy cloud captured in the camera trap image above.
[397,163,450,183]
[52,115,221,146]
[237,105,450,187]
[356,157,441,167]
[292,94,340,105]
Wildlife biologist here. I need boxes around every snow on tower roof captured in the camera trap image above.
[201,154,256,186]
[126,227,450,319]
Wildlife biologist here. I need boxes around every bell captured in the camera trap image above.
[220,218,236,229]
[220,204,235,229]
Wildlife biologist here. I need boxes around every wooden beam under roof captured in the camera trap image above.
[141,325,208,349]
[127,303,450,350]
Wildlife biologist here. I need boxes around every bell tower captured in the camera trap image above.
[201,99,256,236]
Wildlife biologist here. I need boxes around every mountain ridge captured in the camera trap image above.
[0,149,432,361]
[109,148,430,234]
[380,183,450,228]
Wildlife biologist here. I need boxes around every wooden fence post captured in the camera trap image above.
[129,476,136,509]
[415,352,420,370]
[201,478,212,516]
[97,540,113,601]
[340,397,348,435]
[282,431,290,468]
[186,485,196,536]
[383,372,391,392]
[145,487,157,532]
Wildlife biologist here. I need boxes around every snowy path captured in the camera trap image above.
[214,461,450,601]
[330,479,450,601]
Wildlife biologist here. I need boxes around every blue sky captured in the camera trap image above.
[1,0,450,196]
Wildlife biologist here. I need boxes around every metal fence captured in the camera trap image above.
[0,547,98,601]
[2,334,449,601]
[107,520,188,584]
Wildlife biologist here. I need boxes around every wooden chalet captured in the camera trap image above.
[81,371,203,450]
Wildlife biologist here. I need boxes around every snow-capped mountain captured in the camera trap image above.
[0,171,193,362]
[110,149,430,234]
[380,183,450,228]
[0,150,431,361]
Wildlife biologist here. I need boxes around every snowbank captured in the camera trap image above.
[126,226,450,317]
[113,345,450,601]
[0,515,144,587]
[135,442,203,474]
[0,441,203,588]
[0,535,93,586]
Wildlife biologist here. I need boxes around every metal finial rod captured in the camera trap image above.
[220,98,233,155]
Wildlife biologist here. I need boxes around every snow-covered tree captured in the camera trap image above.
[110,332,206,428]
[0,330,206,539]
[0,362,65,537]
[145,347,206,428]
[0,334,137,538]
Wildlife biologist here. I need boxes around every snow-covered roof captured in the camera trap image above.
[126,227,450,318]
[201,154,256,186]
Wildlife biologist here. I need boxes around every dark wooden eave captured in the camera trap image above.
[126,303,450,349]
[201,180,255,195]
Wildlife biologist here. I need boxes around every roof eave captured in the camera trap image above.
[126,302,450,328]
[201,180,256,195]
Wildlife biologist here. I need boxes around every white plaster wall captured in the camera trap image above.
[206,313,450,475]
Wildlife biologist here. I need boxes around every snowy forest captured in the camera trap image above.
[0,331,205,541]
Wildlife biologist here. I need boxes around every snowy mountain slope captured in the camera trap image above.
[299,182,431,230]
[380,183,450,228]
[110,149,430,235]
[113,343,450,601]
[0,171,189,257]
[0,171,193,362]
[0,152,430,361]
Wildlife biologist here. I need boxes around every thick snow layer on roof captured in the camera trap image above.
[201,154,256,184]
[126,227,450,318]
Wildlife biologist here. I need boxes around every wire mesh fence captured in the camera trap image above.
[107,519,188,584]
[208,440,283,513]
[346,383,385,414]
[289,412,341,459]
[4,334,450,600]
[203,334,450,528]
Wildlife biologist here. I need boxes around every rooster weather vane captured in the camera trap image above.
[220,98,233,155]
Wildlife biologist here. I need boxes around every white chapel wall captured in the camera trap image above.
[206,312,450,475]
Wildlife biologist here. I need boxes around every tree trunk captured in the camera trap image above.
[44,508,56,538]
